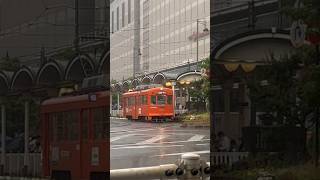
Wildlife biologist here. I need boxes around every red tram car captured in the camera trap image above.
[122,86,174,121]
[40,90,109,180]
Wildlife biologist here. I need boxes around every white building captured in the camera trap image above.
[110,0,210,81]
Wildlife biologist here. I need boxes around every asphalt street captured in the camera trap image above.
[110,117,210,170]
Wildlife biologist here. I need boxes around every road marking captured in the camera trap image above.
[187,135,205,142]
[110,134,137,142]
[196,143,209,146]
[110,128,156,133]
[137,135,168,144]
[111,139,210,147]
[111,144,183,150]
[153,150,210,157]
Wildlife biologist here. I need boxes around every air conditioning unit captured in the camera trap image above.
[81,75,109,90]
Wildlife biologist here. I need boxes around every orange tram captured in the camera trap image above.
[122,86,174,121]
[40,90,109,180]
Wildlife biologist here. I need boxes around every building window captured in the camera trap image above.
[128,0,131,24]
[117,7,119,31]
[122,2,125,27]
[111,11,114,32]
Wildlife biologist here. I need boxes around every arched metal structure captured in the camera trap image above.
[0,71,11,95]
[141,76,152,85]
[11,66,35,91]
[153,72,166,84]
[65,54,95,82]
[177,71,202,82]
[122,80,130,92]
[37,60,64,87]
[98,50,110,74]
[131,79,140,89]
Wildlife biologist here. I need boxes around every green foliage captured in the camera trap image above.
[0,56,20,71]
[52,48,77,61]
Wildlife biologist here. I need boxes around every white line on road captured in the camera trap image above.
[111,139,210,147]
[187,134,205,141]
[111,144,184,150]
[137,135,168,144]
[110,134,137,142]
[153,150,210,157]
[110,128,156,134]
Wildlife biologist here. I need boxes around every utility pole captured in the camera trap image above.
[197,19,199,70]
[316,44,320,167]
[74,0,88,77]
[248,0,256,30]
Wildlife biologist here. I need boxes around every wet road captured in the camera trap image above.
[110,117,210,170]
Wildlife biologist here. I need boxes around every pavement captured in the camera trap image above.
[110,117,210,170]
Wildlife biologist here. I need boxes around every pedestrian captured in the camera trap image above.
[229,139,237,152]
[217,131,231,152]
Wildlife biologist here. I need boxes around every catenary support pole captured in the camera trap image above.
[24,101,30,175]
[1,104,5,175]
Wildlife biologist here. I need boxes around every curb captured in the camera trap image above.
[180,123,210,128]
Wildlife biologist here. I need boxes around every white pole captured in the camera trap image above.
[1,104,6,173]
[111,164,178,180]
[117,93,120,116]
[24,101,29,173]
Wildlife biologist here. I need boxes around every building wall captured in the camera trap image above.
[110,0,210,81]
[0,0,108,62]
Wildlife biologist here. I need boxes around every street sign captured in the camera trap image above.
[290,20,307,48]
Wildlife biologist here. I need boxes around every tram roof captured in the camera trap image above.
[42,91,109,106]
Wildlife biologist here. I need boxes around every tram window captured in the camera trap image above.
[51,112,64,142]
[142,96,147,105]
[66,111,79,141]
[137,96,141,105]
[82,110,89,139]
[167,95,173,104]
[151,96,156,104]
[93,107,108,139]
[157,95,166,105]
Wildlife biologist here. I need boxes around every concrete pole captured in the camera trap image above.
[24,101,30,175]
[1,104,6,174]
[117,93,120,116]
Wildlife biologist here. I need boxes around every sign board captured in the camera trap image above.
[91,147,100,166]
[290,20,306,48]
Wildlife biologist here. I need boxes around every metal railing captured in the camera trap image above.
[2,153,41,177]
[211,152,249,166]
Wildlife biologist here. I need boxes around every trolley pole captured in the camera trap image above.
[0,104,5,175]
[24,101,30,175]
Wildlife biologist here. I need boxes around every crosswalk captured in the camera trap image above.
[110,131,208,147]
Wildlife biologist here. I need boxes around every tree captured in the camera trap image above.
[0,54,20,71]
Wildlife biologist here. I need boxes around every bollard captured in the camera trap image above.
[179,153,201,180]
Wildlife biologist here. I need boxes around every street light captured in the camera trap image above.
[196,19,209,70]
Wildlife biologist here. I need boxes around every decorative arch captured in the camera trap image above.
[37,60,64,86]
[98,50,110,74]
[153,72,166,84]
[141,76,152,85]
[177,71,202,82]
[0,71,10,95]
[213,29,294,62]
[131,79,140,89]
[11,66,35,91]
[65,54,95,82]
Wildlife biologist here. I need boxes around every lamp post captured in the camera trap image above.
[165,81,176,118]
[196,19,209,70]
